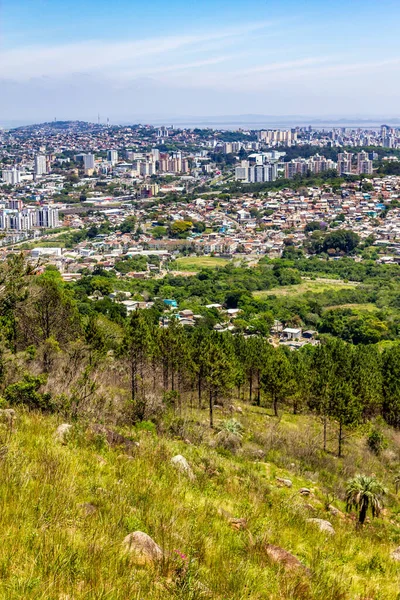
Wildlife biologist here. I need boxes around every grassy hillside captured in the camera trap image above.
[2,406,400,599]
[254,278,358,299]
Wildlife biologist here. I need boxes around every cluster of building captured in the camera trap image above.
[0,199,59,230]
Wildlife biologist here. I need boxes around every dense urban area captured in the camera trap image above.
[4,120,400,598]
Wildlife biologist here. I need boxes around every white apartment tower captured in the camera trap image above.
[83,154,95,171]
[107,150,118,166]
[34,154,47,177]
[2,167,21,185]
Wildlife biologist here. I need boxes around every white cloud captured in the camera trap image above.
[0,21,273,80]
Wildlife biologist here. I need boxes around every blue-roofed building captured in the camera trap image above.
[163,299,178,308]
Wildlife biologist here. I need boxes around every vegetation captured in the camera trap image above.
[1,254,400,597]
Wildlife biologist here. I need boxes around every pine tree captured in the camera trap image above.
[261,348,293,417]
[119,310,152,421]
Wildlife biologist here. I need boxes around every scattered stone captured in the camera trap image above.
[55,423,72,444]
[276,477,292,488]
[303,503,317,512]
[228,404,243,414]
[78,502,97,516]
[327,505,345,519]
[265,544,309,573]
[0,409,16,424]
[117,454,135,461]
[299,488,311,496]
[123,531,163,564]
[89,424,137,452]
[229,517,247,531]
[307,518,335,535]
[391,547,400,561]
[214,430,242,452]
[252,449,266,461]
[171,454,195,481]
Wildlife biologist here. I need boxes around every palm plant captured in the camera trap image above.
[346,474,386,525]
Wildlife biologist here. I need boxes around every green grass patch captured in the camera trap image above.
[323,303,378,312]
[254,279,359,299]
[174,256,230,271]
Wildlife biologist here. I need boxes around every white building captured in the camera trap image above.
[107,150,118,165]
[34,154,47,177]
[83,154,95,171]
[36,205,60,229]
[235,161,277,183]
[2,167,21,185]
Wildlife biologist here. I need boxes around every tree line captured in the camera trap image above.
[1,254,400,459]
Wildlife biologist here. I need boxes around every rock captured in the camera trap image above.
[117,454,135,462]
[252,449,266,461]
[229,517,247,530]
[327,505,345,519]
[228,404,243,414]
[171,455,195,481]
[299,488,311,496]
[303,504,317,513]
[123,531,163,564]
[391,547,400,561]
[89,424,137,452]
[307,518,335,535]
[55,423,72,444]
[0,409,16,424]
[78,502,97,516]
[265,544,309,573]
[276,477,292,488]
[214,430,242,452]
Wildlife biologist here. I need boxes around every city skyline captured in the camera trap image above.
[1,0,400,123]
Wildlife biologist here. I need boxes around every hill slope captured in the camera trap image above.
[1,407,400,599]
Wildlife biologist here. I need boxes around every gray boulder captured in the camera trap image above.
[276,477,293,488]
[307,518,335,535]
[55,423,72,444]
[171,454,195,481]
[391,547,400,561]
[0,409,16,424]
[122,531,163,564]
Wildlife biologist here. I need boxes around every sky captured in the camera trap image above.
[1,0,400,124]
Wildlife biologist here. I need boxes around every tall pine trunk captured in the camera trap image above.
[338,421,343,458]
[209,389,214,428]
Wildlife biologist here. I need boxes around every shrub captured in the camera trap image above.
[4,375,53,411]
[367,429,387,455]
[219,418,244,437]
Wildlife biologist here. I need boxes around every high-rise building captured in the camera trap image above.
[235,161,277,183]
[1,167,21,185]
[107,150,118,166]
[36,205,59,229]
[8,199,23,211]
[83,154,95,171]
[34,154,47,177]
[337,152,353,176]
